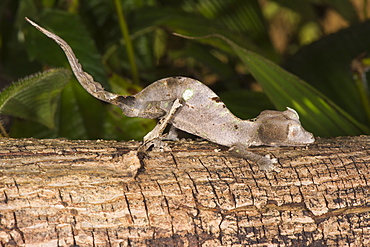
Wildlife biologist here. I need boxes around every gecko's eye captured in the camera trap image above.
[288,124,300,138]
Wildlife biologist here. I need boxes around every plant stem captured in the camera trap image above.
[113,0,140,85]
[354,76,370,124]
[364,0,368,19]
[0,120,9,137]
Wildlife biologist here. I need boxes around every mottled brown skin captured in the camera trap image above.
[26,18,315,171]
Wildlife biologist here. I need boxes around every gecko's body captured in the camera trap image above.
[118,76,256,147]
[26,18,315,171]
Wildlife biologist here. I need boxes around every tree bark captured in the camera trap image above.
[0,136,369,246]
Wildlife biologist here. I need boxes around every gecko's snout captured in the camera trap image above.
[303,132,315,145]
[307,132,315,143]
[287,123,315,145]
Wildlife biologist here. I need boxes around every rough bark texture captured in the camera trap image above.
[0,136,369,246]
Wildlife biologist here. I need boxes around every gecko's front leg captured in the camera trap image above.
[229,144,280,172]
[139,98,183,151]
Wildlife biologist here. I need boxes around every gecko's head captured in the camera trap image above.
[256,107,315,146]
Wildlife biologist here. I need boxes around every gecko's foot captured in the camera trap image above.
[139,136,172,152]
[228,145,281,172]
[161,132,179,141]
[257,155,280,172]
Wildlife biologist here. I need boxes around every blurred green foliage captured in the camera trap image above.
[0,0,369,140]
[0,68,70,128]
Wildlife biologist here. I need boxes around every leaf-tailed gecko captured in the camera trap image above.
[26,18,315,171]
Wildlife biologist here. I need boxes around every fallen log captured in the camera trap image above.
[0,136,369,246]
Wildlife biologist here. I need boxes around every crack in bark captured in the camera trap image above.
[2,191,8,204]
[70,224,77,246]
[155,181,175,237]
[221,157,239,183]
[12,178,19,195]
[171,171,184,194]
[54,226,61,247]
[199,158,221,206]
[138,184,151,227]
[185,171,199,195]
[12,212,25,243]
[91,230,96,247]
[218,174,236,208]
[122,189,134,224]
[314,205,370,224]
[217,213,225,245]
[58,188,65,205]
[69,193,74,204]
[170,152,180,170]
[105,229,112,247]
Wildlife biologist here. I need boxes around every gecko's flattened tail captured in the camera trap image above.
[25,17,122,105]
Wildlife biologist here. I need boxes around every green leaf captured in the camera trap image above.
[183,0,279,62]
[0,68,70,128]
[9,81,106,139]
[58,80,106,139]
[284,21,370,125]
[103,106,156,141]
[217,36,370,137]
[220,90,275,119]
[131,7,268,59]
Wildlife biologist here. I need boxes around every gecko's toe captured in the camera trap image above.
[257,155,280,172]
[140,137,172,152]
[161,133,179,141]
[265,154,278,164]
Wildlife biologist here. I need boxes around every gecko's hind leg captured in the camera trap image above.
[140,98,183,151]
[229,144,280,172]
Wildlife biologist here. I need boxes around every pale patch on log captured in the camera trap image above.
[0,136,369,246]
